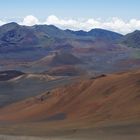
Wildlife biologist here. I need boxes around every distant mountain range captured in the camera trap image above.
[0,22,140,50]
[0,22,140,75]
[0,22,123,44]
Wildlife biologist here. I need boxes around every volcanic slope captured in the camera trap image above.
[0,70,140,125]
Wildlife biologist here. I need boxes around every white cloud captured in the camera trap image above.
[0,20,5,26]
[22,15,39,26]
[44,15,140,34]
[1,15,140,34]
[44,15,79,30]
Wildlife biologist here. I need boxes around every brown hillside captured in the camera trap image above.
[0,70,140,125]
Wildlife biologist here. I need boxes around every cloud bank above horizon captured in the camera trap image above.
[1,15,140,34]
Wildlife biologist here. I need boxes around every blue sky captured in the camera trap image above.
[0,0,140,34]
[0,0,140,20]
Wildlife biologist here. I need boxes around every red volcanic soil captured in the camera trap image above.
[47,65,84,76]
[73,47,96,54]
[117,59,140,66]
[0,70,140,125]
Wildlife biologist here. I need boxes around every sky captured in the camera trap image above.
[0,0,140,34]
